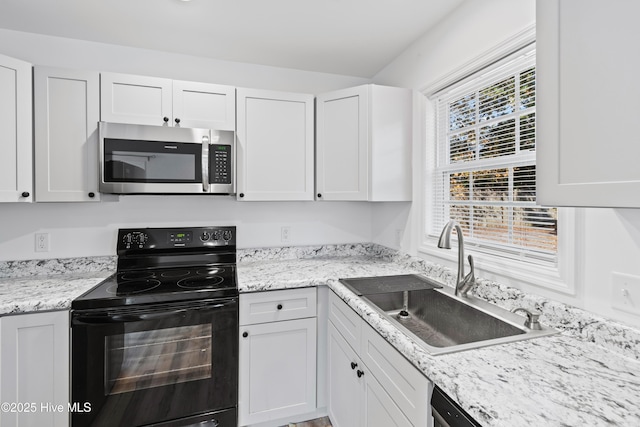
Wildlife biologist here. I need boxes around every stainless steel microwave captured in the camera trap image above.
[99,122,235,195]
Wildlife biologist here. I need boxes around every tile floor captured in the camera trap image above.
[286,416,332,427]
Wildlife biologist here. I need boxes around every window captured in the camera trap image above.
[429,45,558,267]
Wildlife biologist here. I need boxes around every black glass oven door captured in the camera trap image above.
[71,298,238,427]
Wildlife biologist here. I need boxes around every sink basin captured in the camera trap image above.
[360,285,558,355]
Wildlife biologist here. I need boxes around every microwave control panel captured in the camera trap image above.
[210,145,232,184]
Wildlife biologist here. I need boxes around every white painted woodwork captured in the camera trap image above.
[327,290,430,427]
[316,84,412,201]
[240,287,316,325]
[239,317,317,426]
[239,289,318,426]
[0,54,32,203]
[327,322,363,427]
[0,311,70,427]
[100,72,173,126]
[328,289,362,347]
[172,81,235,130]
[316,85,368,201]
[360,319,430,426]
[236,88,314,201]
[362,372,413,427]
[537,0,640,207]
[34,66,101,202]
[101,73,236,129]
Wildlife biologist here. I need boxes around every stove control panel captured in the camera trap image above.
[117,226,235,253]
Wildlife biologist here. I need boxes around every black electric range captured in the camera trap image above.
[71,226,239,427]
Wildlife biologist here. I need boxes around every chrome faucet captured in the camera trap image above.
[437,220,477,297]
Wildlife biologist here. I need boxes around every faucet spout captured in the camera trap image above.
[437,220,477,297]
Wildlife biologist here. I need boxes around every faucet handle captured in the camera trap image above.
[466,255,475,280]
[511,307,542,330]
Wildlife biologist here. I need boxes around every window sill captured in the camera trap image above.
[418,239,576,295]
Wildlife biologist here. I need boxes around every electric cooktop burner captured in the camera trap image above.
[177,275,225,289]
[106,279,161,295]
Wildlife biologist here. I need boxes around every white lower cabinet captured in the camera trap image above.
[0,310,70,427]
[327,291,430,427]
[239,288,318,426]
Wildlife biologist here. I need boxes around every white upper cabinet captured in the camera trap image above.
[537,0,640,207]
[101,72,235,130]
[34,66,101,202]
[0,54,32,203]
[172,80,235,130]
[236,88,314,201]
[316,84,412,201]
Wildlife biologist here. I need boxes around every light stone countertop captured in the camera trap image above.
[0,272,112,315]
[1,245,639,426]
[237,255,640,427]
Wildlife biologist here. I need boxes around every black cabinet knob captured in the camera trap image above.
[317,193,322,198]
[21,191,29,198]
[163,116,169,123]
[239,193,245,198]
[277,304,283,310]
[242,331,248,338]
[350,362,357,370]
[174,118,181,124]
[357,370,364,378]
[88,192,95,198]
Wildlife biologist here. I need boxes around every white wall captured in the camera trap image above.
[0,29,373,261]
[0,29,368,93]
[0,197,373,260]
[371,0,640,329]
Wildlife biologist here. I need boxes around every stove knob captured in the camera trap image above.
[213,231,221,241]
[222,230,232,241]
[200,232,210,242]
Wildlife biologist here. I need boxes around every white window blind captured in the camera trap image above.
[431,46,557,266]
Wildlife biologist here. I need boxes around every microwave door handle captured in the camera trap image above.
[202,134,210,192]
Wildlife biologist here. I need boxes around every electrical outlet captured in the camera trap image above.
[35,233,50,252]
[612,272,640,315]
[281,226,291,243]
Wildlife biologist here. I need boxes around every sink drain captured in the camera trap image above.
[397,310,410,321]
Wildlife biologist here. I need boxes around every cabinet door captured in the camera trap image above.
[236,88,314,201]
[238,317,317,425]
[362,373,413,427]
[316,85,368,201]
[537,0,640,207]
[34,66,101,202]
[327,322,363,427]
[0,54,32,203]
[360,321,429,426]
[0,311,70,427]
[101,72,172,126]
[172,81,235,130]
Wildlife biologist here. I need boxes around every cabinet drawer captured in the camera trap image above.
[328,290,361,349]
[360,322,429,426]
[240,288,317,325]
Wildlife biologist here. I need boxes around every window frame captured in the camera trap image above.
[418,29,580,295]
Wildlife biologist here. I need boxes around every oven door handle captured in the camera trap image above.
[73,303,229,325]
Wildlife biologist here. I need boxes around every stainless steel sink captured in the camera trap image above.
[360,285,558,355]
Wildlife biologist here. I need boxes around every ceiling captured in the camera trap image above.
[0,0,464,77]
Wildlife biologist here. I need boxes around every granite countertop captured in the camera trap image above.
[0,271,112,315]
[1,245,639,426]
[237,253,640,426]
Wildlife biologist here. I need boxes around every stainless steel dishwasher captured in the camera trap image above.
[431,385,482,427]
